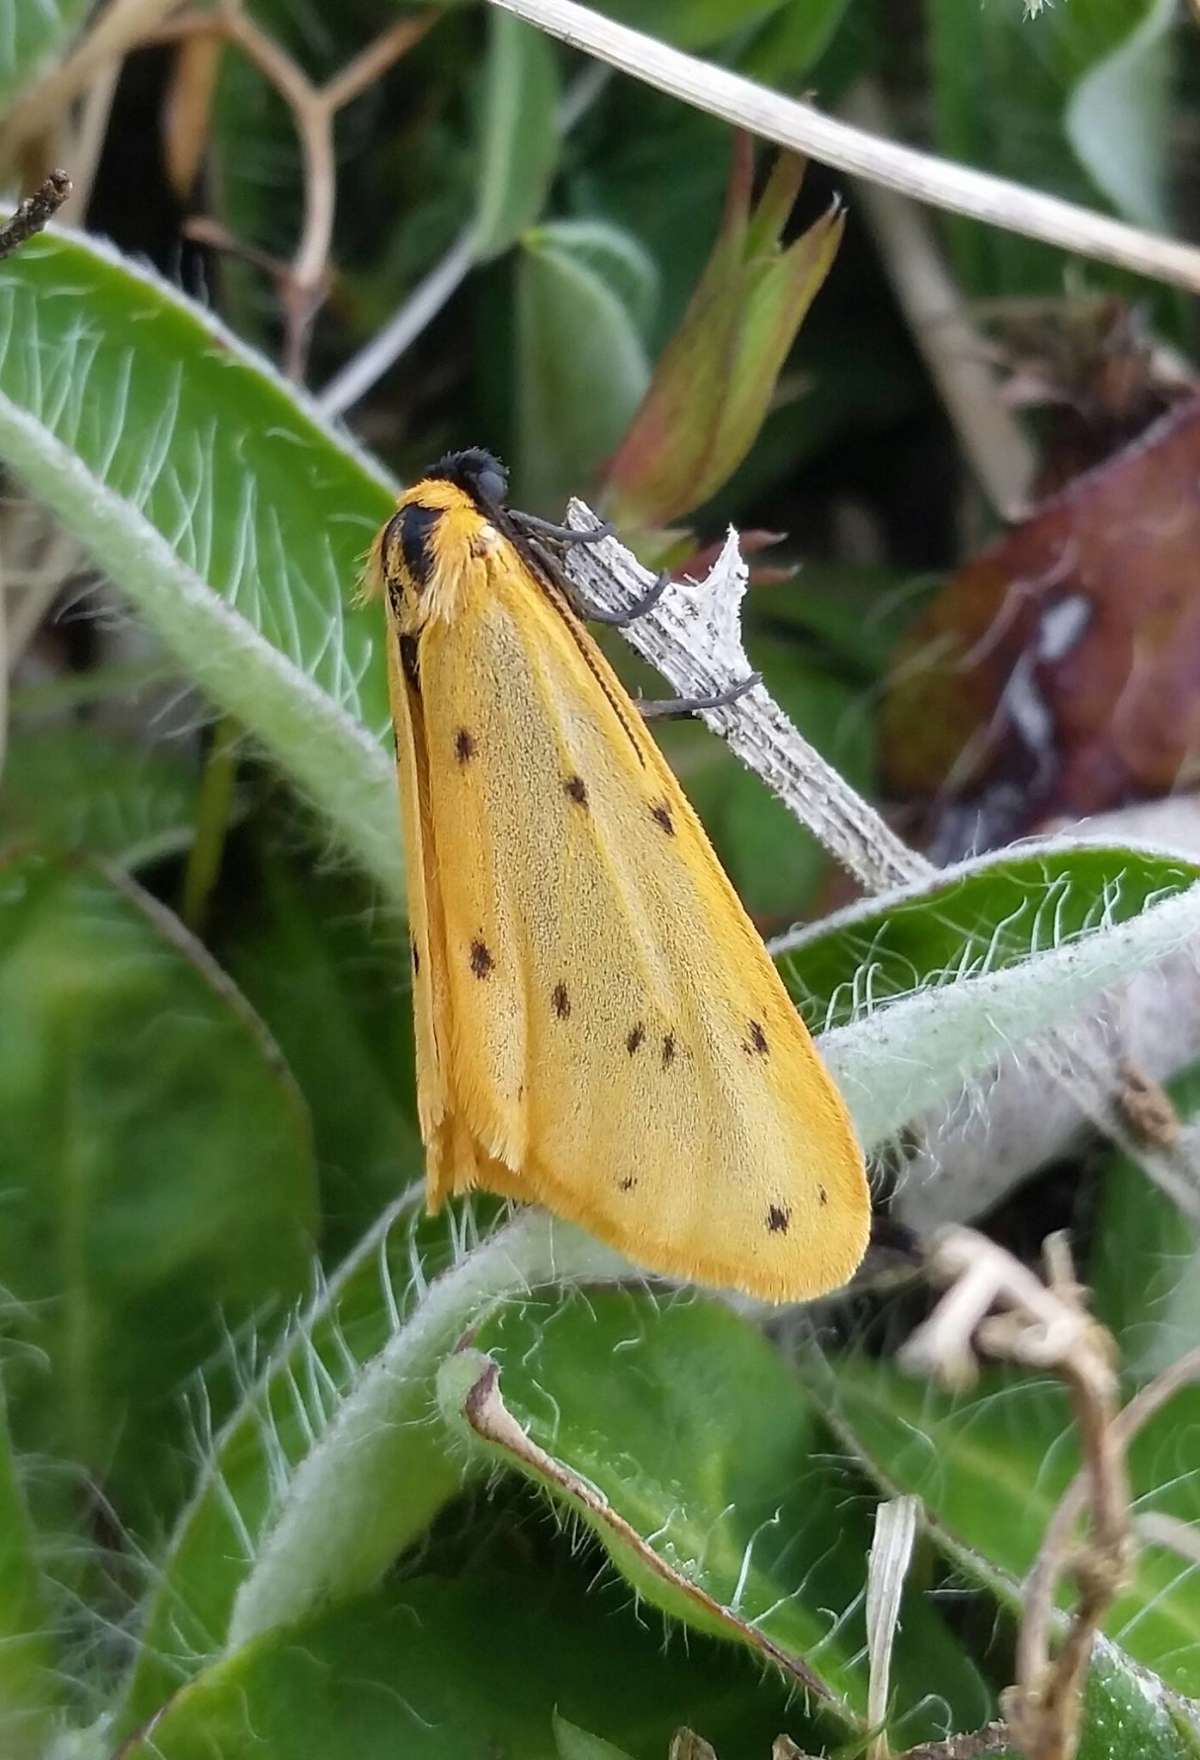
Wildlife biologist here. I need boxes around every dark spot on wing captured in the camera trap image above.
[399,633,421,691]
[455,727,476,764]
[470,939,494,979]
[662,1033,676,1067]
[766,1204,790,1234]
[552,982,570,1019]
[626,1022,645,1055]
[818,1186,828,1207]
[410,937,420,976]
[393,503,440,591]
[618,1176,637,1191]
[564,774,588,806]
[745,1020,769,1057]
[650,801,674,835]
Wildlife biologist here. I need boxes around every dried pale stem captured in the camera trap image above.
[488,0,1200,296]
[319,224,478,417]
[563,503,925,893]
[0,0,179,163]
[320,58,611,414]
[321,16,435,112]
[155,7,437,379]
[1017,1341,1200,1724]
[1133,1511,1200,1566]
[56,62,122,221]
[838,80,1035,521]
[866,1496,920,1760]
[901,1228,1139,1760]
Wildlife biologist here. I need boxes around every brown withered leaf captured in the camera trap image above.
[994,295,1193,496]
[883,397,1200,859]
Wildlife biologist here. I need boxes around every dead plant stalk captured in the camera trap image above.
[901,1229,1131,1760]
[153,8,439,379]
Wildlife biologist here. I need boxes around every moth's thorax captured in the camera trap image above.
[374,479,510,634]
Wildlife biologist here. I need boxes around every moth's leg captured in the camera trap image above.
[513,512,615,545]
[639,672,761,720]
[526,534,674,630]
[577,569,671,628]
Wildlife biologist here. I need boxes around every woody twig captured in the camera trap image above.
[901,1228,1129,1760]
[0,170,72,262]
[154,7,439,380]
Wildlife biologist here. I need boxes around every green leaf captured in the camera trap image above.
[446,1288,991,1745]
[1081,1641,1200,1760]
[605,142,842,528]
[0,232,401,894]
[117,1207,626,1735]
[779,840,1200,1033]
[0,846,318,1518]
[474,11,560,261]
[1064,0,1174,230]
[929,0,1175,294]
[590,0,788,52]
[0,1376,58,1760]
[737,0,857,85]
[0,0,90,110]
[573,98,732,354]
[690,213,842,510]
[516,222,651,510]
[780,841,1200,1152]
[114,1189,452,1733]
[1090,1061,1200,1376]
[226,1216,625,1656]
[529,217,660,336]
[554,1710,638,1760]
[0,724,201,867]
[804,1352,1200,1698]
[119,1571,811,1760]
[217,838,423,1257]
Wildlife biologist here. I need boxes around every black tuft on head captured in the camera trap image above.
[425,448,509,510]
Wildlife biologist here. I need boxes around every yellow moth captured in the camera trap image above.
[363,448,869,1301]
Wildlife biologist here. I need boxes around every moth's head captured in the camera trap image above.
[361,449,510,627]
[425,447,508,510]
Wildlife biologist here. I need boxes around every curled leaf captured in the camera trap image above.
[605,136,842,528]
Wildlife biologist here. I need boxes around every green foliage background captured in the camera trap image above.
[0,2,1199,1758]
